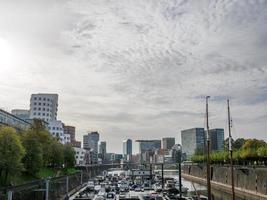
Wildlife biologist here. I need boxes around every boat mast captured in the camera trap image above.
[227,99,235,200]
[206,96,212,200]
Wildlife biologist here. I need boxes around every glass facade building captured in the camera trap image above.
[181,128,205,158]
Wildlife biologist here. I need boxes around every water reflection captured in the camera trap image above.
[163,170,245,200]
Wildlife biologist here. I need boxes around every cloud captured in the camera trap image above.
[0,0,266,153]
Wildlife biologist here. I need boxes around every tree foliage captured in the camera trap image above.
[0,126,25,185]
[64,144,76,168]
[191,137,267,165]
[0,120,76,186]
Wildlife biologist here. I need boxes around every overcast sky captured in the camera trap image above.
[0,0,267,153]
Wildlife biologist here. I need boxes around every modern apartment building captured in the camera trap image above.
[181,128,205,158]
[29,93,58,122]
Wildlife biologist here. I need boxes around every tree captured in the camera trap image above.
[233,138,246,150]
[194,146,205,155]
[26,119,54,167]
[22,135,43,176]
[0,126,25,185]
[242,139,266,149]
[50,141,64,168]
[63,145,75,168]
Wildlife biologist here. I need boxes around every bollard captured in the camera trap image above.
[7,191,13,200]
[45,179,50,200]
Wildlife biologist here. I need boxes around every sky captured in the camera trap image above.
[0,0,266,154]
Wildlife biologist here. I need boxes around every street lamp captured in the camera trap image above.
[173,144,182,198]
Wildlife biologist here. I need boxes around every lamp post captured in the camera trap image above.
[173,144,182,199]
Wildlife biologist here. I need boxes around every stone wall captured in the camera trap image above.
[183,164,267,195]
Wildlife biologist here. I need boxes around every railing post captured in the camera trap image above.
[66,176,69,195]
[7,191,13,200]
[45,179,50,200]
[80,172,83,185]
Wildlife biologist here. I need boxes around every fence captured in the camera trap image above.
[0,172,92,200]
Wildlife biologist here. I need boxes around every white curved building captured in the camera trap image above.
[29,93,58,122]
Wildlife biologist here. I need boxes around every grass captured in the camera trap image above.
[0,167,79,187]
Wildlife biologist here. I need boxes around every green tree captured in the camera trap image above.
[0,126,25,185]
[22,135,43,176]
[50,141,64,168]
[194,146,205,155]
[26,119,54,167]
[63,145,75,168]
[233,138,246,150]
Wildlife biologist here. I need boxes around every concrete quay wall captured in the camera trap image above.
[183,164,267,198]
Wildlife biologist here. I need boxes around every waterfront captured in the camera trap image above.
[163,170,246,200]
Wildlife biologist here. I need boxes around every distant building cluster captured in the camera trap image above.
[1,93,225,166]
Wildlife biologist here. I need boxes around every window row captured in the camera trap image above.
[33,112,51,117]
[33,97,52,101]
[33,107,51,111]
[48,126,62,131]
[33,102,51,106]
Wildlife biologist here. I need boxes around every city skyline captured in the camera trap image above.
[0,0,267,153]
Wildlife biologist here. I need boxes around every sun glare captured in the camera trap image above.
[0,38,16,70]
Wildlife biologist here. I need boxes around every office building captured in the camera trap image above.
[98,141,107,160]
[63,125,76,143]
[136,140,161,153]
[209,128,224,151]
[48,120,65,143]
[29,93,58,122]
[123,139,132,156]
[11,109,30,121]
[181,128,205,158]
[162,137,175,150]
[0,109,31,130]
[83,132,100,153]
[73,147,91,165]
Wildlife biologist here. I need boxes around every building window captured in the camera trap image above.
[38,108,41,111]
[33,107,36,110]
[43,98,46,101]
[34,97,37,100]
[42,113,45,116]
[33,112,36,115]
[43,103,46,106]
[39,97,41,100]
[39,103,41,106]
[52,127,55,130]
[38,113,41,115]
[47,109,49,111]
[46,113,49,116]
[34,102,37,105]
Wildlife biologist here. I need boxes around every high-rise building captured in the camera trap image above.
[11,109,30,121]
[136,140,161,154]
[29,93,58,122]
[181,128,205,158]
[162,137,175,150]
[63,125,75,143]
[83,132,100,153]
[123,139,132,156]
[98,141,107,160]
[209,129,224,151]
